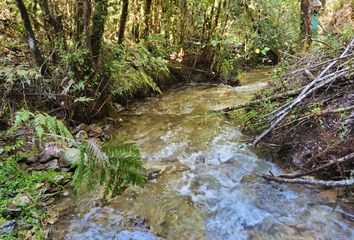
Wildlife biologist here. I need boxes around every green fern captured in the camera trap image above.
[34,113,46,139]
[9,110,145,198]
[107,42,169,96]
[10,109,34,132]
[72,139,145,197]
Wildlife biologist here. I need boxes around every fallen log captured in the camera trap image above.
[218,88,302,112]
[263,175,354,187]
[278,152,354,179]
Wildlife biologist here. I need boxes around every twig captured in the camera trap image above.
[278,152,354,179]
[281,53,354,78]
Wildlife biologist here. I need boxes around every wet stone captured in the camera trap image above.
[240,174,258,183]
[0,221,15,236]
[129,217,149,229]
[87,124,103,138]
[2,204,22,218]
[38,154,56,164]
[195,155,206,163]
[75,123,88,133]
[60,147,80,166]
[147,169,161,181]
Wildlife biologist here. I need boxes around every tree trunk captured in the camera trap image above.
[301,0,312,51]
[144,0,152,37]
[15,0,47,75]
[91,0,108,63]
[39,0,63,36]
[83,0,92,48]
[118,0,129,44]
[75,0,84,41]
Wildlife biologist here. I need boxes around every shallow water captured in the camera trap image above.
[51,67,354,240]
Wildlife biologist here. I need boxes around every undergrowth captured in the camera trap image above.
[105,41,169,97]
[7,110,145,197]
[0,145,69,239]
[0,110,146,239]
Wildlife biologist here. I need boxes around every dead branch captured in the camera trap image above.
[277,152,354,179]
[252,38,354,145]
[219,88,302,112]
[253,68,351,145]
[281,53,354,78]
[263,175,354,187]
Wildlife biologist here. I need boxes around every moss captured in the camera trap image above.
[0,154,69,239]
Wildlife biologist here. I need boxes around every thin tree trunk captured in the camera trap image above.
[144,0,152,37]
[15,0,47,75]
[278,152,354,179]
[75,0,84,41]
[301,0,312,51]
[91,0,108,63]
[118,0,129,44]
[83,0,92,48]
[39,0,63,35]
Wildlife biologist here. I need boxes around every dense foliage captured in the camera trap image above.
[7,110,145,198]
[0,0,328,120]
[0,0,352,238]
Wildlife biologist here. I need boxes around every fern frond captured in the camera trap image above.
[10,109,34,132]
[34,113,46,139]
[9,110,145,198]
[47,115,59,136]
[87,139,109,163]
[57,120,74,141]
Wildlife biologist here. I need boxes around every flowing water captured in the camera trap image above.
[51,67,354,240]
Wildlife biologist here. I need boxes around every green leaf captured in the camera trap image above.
[74,96,94,103]
[261,47,271,55]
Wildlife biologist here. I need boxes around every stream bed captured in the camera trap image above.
[51,67,354,240]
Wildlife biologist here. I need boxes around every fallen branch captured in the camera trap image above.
[273,105,354,131]
[278,152,354,179]
[322,105,354,115]
[263,175,354,187]
[252,38,354,145]
[252,68,350,145]
[218,88,302,112]
[281,53,354,78]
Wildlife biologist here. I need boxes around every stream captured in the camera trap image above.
[51,67,354,240]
